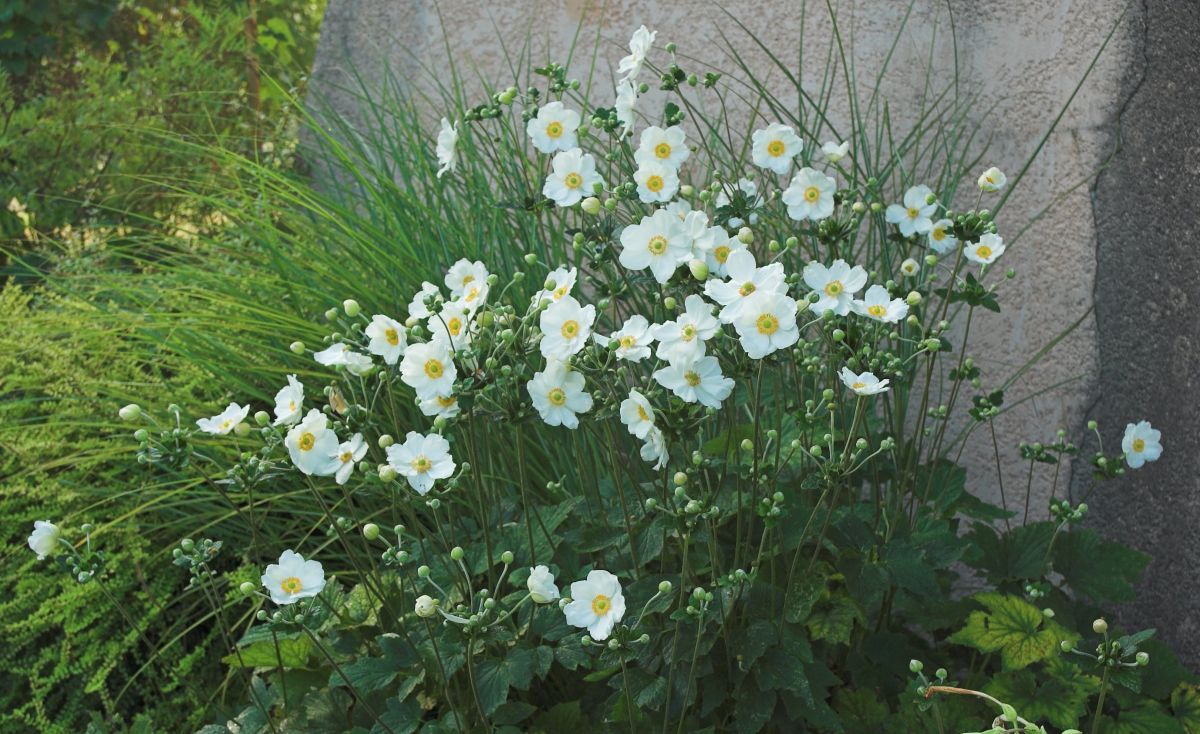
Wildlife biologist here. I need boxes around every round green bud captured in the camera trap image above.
[1087,420,1098,430]
[909,659,923,673]
[252,410,269,426]
[581,196,601,215]
[658,580,673,594]
[869,202,882,212]
[324,308,338,321]
[737,227,754,244]
[665,41,677,53]
[663,296,677,310]
[180,538,195,552]
[523,253,538,265]
[118,404,141,421]
[688,259,709,281]
[343,299,361,317]
[832,329,845,342]
[378,434,394,449]
[1093,618,1108,635]
[500,550,514,565]
[851,201,866,214]
[133,428,149,442]
[673,471,688,486]
[1136,651,1150,666]
[450,546,465,561]
[906,291,923,306]
[680,184,694,198]
[1060,639,1075,652]
[378,464,398,482]
[239,581,258,596]
[740,438,754,452]
[234,421,251,438]
[362,523,381,541]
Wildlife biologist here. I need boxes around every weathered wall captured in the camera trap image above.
[309,0,1198,662]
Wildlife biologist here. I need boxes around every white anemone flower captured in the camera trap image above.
[653,354,735,408]
[428,301,474,351]
[714,178,762,229]
[261,550,325,605]
[620,388,656,439]
[528,565,561,604]
[651,295,720,362]
[386,431,455,495]
[885,185,938,237]
[900,258,920,277]
[445,259,489,299]
[733,292,800,359]
[527,360,593,429]
[978,167,1007,192]
[927,219,958,254]
[27,520,60,560]
[640,426,669,469]
[782,167,837,222]
[619,208,691,284]
[705,249,787,324]
[594,314,654,362]
[334,433,368,485]
[273,374,304,427]
[531,266,578,306]
[314,343,373,375]
[1122,421,1163,469]
[633,160,680,203]
[563,569,626,640]
[196,402,250,435]
[285,409,342,476]
[539,295,595,360]
[852,285,909,324]
[840,367,890,396]
[365,314,407,365]
[400,340,457,399]
[821,140,850,162]
[615,81,637,137]
[543,148,605,208]
[704,233,748,278]
[419,393,461,420]
[965,233,1006,265]
[680,209,727,262]
[803,259,869,316]
[634,125,690,169]
[407,281,441,320]
[527,101,581,154]
[617,25,656,83]
[435,118,458,178]
[751,123,803,175]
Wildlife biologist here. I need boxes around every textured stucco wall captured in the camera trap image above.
[308,0,1199,659]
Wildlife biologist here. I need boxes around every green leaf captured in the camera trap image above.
[733,688,776,734]
[702,423,754,459]
[985,668,1090,730]
[371,696,421,734]
[966,523,1055,583]
[1053,528,1150,603]
[783,575,823,624]
[949,593,1076,670]
[492,701,536,726]
[223,636,312,669]
[1171,684,1200,734]
[755,648,808,693]
[1104,700,1185,734]
[474,660,513,716]
[806,595,863,645]
[329,655,398,694]
[532,701,586,732]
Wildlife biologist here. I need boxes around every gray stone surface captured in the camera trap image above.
[1087,0,1200,669]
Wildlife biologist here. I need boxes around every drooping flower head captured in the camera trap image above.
[821,140,850,162]
[314,343,374,375]
[273,374,304,427]
[435,118,459,178]
[978,166,1007,192]
[528,565,560,604]
[196,402,250,435]
[620,388,657,439]
[27,520,60,560]
[617,25,656,83]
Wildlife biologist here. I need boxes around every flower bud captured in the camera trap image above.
[362,523,381,541]
[688,259,709,281]
[118,404,141,421]
[906,291,923,306]
[378,464,398,482]
[500,550,514,564]
[909,659,923,673]
[663,296,677,310]
[673,472,688,487]
[234,421,251,437]
[851,201,866,214]
[133,428,149,442]
[1093,618,1108,635]
[343,299,361,317]
[415,595,439,618]
[1136,651,1150,666]
[450,546,465,561]
[239,581,257,596]
[523,253,538,265]
[581,196,601,215]
[737,227,754,244]
[289,340,306,355]
[679,184,694,198]
[658,580,673,594]
[252,410,269,426]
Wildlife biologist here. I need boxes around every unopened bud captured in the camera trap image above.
[118,404,141,421]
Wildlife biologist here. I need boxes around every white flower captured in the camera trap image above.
[386,431,455,495]
[539,295,595,360]
[408,281,441,320]
[365,314,407,365]
[927,219,958,254]
[821,140,850,162]
[652,294,720,362]
[751,123,803,175]
[196,402,250,435]
[400,340,457,400]
[285,409,342,476]
[633,160,680,203]
[654,354,734,408]
[531,266,578,306]
[445,259,489,300]
[527,360,593,429]
[634,125,689,169]
[334,433,368,485]
[273,374,304,427]
[419,393,461,420]
[964,232,1005,265]
[617,25,656,83]
[782,167,837,222]
[680,209,727,261]
[543,148,604,207]
[619,208,691,284]
[27,520,60,560]
[1122,421,1162,469]
[428,301,474,351]
[414,594,440,618]
[733,292,800,359]
[527,565,560,604]
[620,388,657,439]
[640,426,669,469]
[978,166,1007,192]
[615,81,637,137]
[852,284,909,324]
[704,249,787,324]
[563,569,626,640]
[314,343,374,375]
[594,314,654,362]
[704,233,747,278]
[261,550,325,605]
[527,101,581,154]
[803,259,869,316]
[435,118,458,178]
[899,258,920,277]
[840,367,890,396]
[714,178,762,230]
[885,185,938,237]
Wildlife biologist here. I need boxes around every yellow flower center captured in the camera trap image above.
[1132,438,1145,452]
[591,594,612,615]
[756,313,779,335]
[645,174,665,193]
[804,186,821,202]
[424,359,444,379]
[684,370,701,387]
[280,576,303,594]
[654,142,672,159]
[340,451,353,463]
[385,327,400,346]
[547,387,567,406]
[561,320,580,339]
[680,325,696,341]
[824,280,843,297]
[436,395,457,408]
[298,432,315,451]
[907,207,919,219]
[546,121,564,139]
[867,304,888,318]
[647,235,668,255]
[465,286,480,303]
[411,456,432,473]
[553,286,568,299]
[852,381,866,390]
[637,405,650,422]
[288,400,296,411]
[976,245,992,259]
[739,281,756,297]
[932,227,946,241]
[619,335,636,349]
[221,419,232,431]
[564,172,583,189]
[766,139,786,157]
[462,275,475,285]
[714,245,730,263]
[447,317,463,336]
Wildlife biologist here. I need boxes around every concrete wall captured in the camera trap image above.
[308,1,1197,664]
